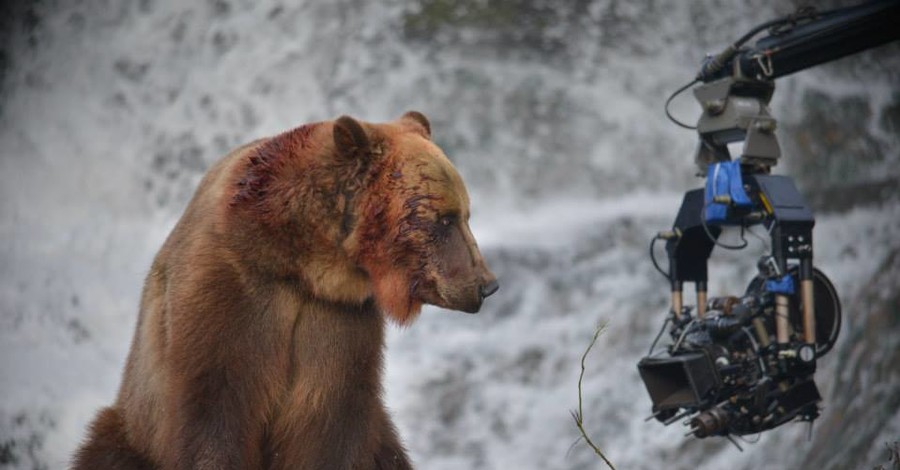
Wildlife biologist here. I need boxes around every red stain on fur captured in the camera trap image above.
[232,123,321,207]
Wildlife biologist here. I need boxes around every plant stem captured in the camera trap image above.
[573,323,616,470]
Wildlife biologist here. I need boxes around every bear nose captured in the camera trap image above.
[480,279,499,299]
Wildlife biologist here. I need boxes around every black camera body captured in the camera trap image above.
[639,267,840,438]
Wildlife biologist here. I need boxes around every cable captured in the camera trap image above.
[664,78,700,130]
[741,326,767,376]
[737,432,763,445]
[734,17,795,50]
[745,224,771,252]
[647,314,672,357]
[733,6,822,50]
[693,6,824,83]
[649,235,671,281]
[666,8,825,129]
[700,204,749,250]
[671,318,696,353]
[672,4,846,129]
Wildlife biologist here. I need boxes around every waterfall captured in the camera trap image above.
[1,1,897,468]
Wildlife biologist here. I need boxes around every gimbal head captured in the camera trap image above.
[693,77,778,176]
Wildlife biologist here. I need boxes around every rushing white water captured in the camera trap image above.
[1,1,898,468]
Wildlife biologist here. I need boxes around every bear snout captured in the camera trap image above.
[457,276,498,314]
[479,279,499,299]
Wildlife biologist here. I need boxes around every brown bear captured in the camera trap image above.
[72,111,498,469]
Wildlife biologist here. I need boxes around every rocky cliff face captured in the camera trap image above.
[802,247,900,470]
[1,1,897,469]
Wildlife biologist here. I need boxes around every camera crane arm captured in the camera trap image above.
[699,0,900,83]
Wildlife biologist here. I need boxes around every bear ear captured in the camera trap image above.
[401,111,431,139]
[333,115,370,158]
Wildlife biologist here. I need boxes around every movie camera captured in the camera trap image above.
[638,0,899,443]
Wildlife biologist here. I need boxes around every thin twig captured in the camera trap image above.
[571,323,616,470]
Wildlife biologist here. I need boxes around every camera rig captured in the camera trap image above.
[638,0,899,442]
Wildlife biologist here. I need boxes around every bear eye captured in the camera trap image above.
[439,215,454,227]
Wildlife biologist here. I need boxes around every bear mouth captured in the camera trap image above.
[412,276,483,314]
[437,287,484,314]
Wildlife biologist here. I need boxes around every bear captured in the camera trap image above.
[72,111,498,469]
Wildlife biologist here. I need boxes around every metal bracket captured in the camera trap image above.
[692,77,780,175]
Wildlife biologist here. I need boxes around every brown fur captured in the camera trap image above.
[72,112,497,469]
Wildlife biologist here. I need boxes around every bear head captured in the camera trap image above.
[340,112,498,324]
[230,112,498,325]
